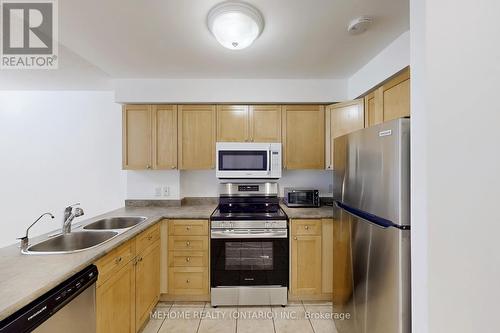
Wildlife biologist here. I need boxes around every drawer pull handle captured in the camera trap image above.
[305,226,309,230]
[186,279,190,284]
[186,257,191,262]
[186,241,191,246]
[115,257,122,264]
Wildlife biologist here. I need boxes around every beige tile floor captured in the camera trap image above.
[141,301,339,333]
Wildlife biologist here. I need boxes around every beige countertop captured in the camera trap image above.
[0,203,217,321]
[0,200,338,321]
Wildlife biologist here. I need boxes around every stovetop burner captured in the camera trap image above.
[210,207,287,221]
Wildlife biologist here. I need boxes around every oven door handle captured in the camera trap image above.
[211,229,288,239]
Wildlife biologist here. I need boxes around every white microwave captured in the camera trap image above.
[216,142,282,179]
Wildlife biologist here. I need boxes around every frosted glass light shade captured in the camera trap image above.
[208,2,264,50]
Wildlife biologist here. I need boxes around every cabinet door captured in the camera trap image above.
[135,241,161,330]
[291,233,322,296]
[364,90,383,127]
[96,261,135,333]
[122,105,152,170]
[383,69,410,122]
[282,105,325,169]
[330,99,365,139]
[250,105,282,142]
[321,219,334,294]
[153,105,177,170]
[178,105,216,169]
[217,105,249,142]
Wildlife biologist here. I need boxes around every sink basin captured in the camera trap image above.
[25,231,118,254]
[83,216,146,230]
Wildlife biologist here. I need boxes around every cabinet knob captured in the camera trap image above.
[186,226,191,231]
[146,165,151,169]
[115,257,122,264]
[147,235,152,241]
[171,166,175,169]
[138,257,143,262]
[293,236,297,240]
[305,225,309,230]
[186,257,191,262]
[186,241,190,246]
[186,279,190,284]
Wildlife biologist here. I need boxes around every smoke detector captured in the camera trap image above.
[347,16,373,35]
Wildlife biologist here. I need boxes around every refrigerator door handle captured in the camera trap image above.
[335,201,410,230]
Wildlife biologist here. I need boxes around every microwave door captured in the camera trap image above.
[217,150,269,178]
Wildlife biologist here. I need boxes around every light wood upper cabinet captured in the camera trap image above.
[291,219,322,297]
[178,105,216,169]
[135,240,161,331]
[217,105,250,142]
[123,104,177,170]
[152,105,177,169]
[282,105,325,169]
[383,68,410,121]
[325,100,364,170]
[123,105,152,170]
[217,105,281,143]
[364,67,411,127]
[96,260,136,333]
[250,105,282,142]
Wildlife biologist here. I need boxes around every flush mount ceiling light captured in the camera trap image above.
[207,1,264,50]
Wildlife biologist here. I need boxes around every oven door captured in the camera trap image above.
[211,231,289,287]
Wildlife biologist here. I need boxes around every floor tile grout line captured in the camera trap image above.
[195,302,206,333]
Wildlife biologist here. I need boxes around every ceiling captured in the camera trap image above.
[59,0,409,79]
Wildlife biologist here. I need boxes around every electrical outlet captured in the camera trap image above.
[162,186,170,197]
[154,187,162,197]
[328,184,334,193]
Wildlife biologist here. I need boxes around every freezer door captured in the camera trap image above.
[334,118,410,227]
[333,210,411,333]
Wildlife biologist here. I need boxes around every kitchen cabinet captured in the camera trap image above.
[122,104,152,170]
[364,67,410,127]
[290,219,322,297]
[325,99,364,170]
[217,105,282,142]
[122,104,177,170]
[135,240,160,330]
[282,105,325,169]
[152,105,178,169]
[167,220,210,299]
[217,105,249,142]
[95,224,161,333]
[178,105,216,169]
[96,260,136,333]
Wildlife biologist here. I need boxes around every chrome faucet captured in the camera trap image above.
[19,212,55,251]
[62,203,84,234]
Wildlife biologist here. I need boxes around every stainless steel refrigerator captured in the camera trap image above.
[333,118,411,333]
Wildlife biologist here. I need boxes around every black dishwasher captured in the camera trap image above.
[0,265,98,333]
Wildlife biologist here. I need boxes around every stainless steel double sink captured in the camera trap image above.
[23,217,147,255]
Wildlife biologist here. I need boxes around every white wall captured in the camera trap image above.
[0,91,125,248]
[347,31,410,99]
[113,79,347,104]
[411,0,500,332]
[126,170,334,200]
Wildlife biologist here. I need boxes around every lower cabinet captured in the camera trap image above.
[95,225,161,333]
[290,219,323,297]
[96,260,136,333]
[167,219,210,300]
[290,218,335,300]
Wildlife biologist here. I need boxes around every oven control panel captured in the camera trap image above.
[211,220,287,229]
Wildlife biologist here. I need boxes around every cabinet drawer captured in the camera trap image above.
[291,219,322,236]
[136,224,160,253]
[169,251,207,267]
[168,267,208,295]
[169,220,208,236]
[95,240,135,287]
[168,236,208,251]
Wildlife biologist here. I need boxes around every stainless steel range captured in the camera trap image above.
[210,182,289,307]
